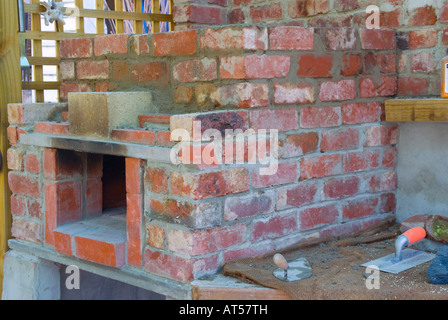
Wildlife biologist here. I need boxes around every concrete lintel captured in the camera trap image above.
[8,239,193,300]
[19,133,173,163]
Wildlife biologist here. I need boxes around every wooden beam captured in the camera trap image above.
[152,0,160,33]
[26,56,60,65]
[22,81,61,90]
[0,0,21,293]
[135,0,143,34]
[114,0,124,34]
[96,0,105,34]
[385,99,448,122]
[25,30,90,40]
[24,4,174,22]
[31,0,44,102]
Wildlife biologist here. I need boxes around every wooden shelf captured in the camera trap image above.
[385,98,448,122]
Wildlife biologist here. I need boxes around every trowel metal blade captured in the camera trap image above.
[361,249,435,274]
[273,257,313,282]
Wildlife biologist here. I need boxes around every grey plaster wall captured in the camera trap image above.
[396,122,448,222]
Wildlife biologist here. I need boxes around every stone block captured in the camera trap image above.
[68,92,154,139]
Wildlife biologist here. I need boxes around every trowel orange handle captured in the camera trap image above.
[402,227,426,245]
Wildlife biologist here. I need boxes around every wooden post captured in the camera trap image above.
[152,0,160,33]
[75,0,84,33]
[31,0,44,102]
[96,0,105,34]
[115,0,124,34]
[0,0,22,293]
[135,0,143,34]
[168,0,174,31]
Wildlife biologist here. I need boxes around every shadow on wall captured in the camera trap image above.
[59,265,165,300]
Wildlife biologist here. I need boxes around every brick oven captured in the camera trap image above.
[10,0,448,296]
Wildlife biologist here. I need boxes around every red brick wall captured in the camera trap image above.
[10,11,446,281]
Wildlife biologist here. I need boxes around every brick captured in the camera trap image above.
[211,82,269,108]
[173,58,217,83]
[359,76,397,98]
[11,219,43,243]
[144,248,218,282]
[228,8,245,24]
[411,52,436,73]
[126,193,143,266]
[219,56,246,79]
[379,193,396,214]
[130,61,169,83]
[200,26,267,51]
[8,172,40,197]
[300,106,341,128]
[343,150,380,173]
[174,4,226,25]
[441,3,448,23]
[111,60,129,82]
[333,0,358,11]
[382,147,398,169]
[7,126,18,146]
[77,60,109,80]
[94,34,128,56]
[111,129,156,145]
[43,149,83,181]
[273,82,314,105]
[59,61,75,80]
[223,243,275,262]
[146,224,165,249]
[75,234,126,267]
[59,82,92,101]
[194,83,218,107]
[250,108,298,132]
[34,122,69,135]
[85,179,102,217]
[250,2,283,23]
[251,213,297,242]
[156,131,173,146]
[397,77,430,96]
[321,128,359,152]
[321,28,356,50]
[245,55,290,79]
[277,181,318,209]
[364,125,398,147]
[269,27,314,50]
[323,175,360,200]
[8,103,68,125]
[171,168,249,200]
[300,204,339,231]
[25,153,40,173]
[171,110,249,139]
[153,30,197,56]
[408,5,436,26]
[319,79,356,101]
[251,162,297,188]
[342,102,380,124]
[10,195,26,216]
[343,197,378,220]
[46,181,82,225]
[298,54,332,77]
[288,0,329,17]
[27,199,43,219]
[359,29,395,50]
[168,223,246,256]
[300,154,342,180]
[224,191,275,221]
[60,37,93,58]
[279,132,318,158]
[376,52,397,74]
[408,29,438,50]
[173,86,194,104]
[368,171,397,193]
[145,168,168,194]
[125,158,143,194]
[7,148,23,171]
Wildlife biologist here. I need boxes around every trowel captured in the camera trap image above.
[361,227,435,274]
[272,253,313,282]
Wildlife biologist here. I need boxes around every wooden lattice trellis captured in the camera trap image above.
[23,0,174,102]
